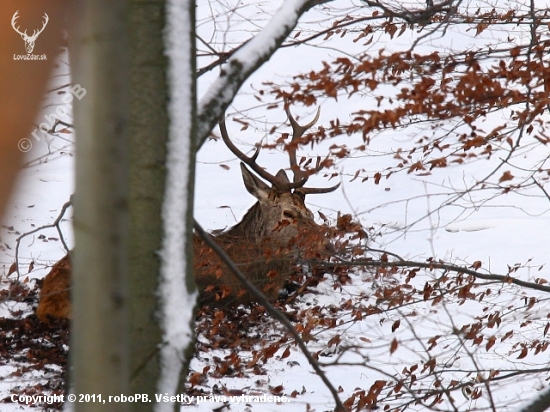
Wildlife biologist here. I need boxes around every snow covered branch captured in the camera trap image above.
[196,0,330,149]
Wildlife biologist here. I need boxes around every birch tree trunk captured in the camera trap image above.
[156,1,197,410]
[126,1,198,408]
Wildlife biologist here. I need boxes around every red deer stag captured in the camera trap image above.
[36,107,338,321]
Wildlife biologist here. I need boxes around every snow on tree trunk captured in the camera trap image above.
[155,0,197,411]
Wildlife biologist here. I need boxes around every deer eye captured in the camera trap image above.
[283,211,295,219]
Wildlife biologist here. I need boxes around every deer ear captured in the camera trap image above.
[275,169,290,185]
[240,163,270,201]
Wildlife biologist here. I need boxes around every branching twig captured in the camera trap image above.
[337,257,550,295]
[196,0,331,149]
[13,198,73,282]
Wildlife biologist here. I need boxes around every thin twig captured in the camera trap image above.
[13,198,73,282]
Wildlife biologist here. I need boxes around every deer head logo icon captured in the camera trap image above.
[11,11,49,54]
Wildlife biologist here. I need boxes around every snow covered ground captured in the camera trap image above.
[0,120,73,412]
[4,110,548,411]
[2,0,550,411]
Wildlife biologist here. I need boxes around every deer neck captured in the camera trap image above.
[222,202,268,243]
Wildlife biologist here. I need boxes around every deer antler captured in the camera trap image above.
[32,13,49,39]
[284,106,340,195]
[219,119,308,192]
[285,105,320,184]
[219,107,340,195]
[11,11,49,39]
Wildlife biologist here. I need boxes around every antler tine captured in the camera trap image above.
[296,153,341,194]
[219,118,305,191]
[284,106,321,184]
[36,13,49,37]
[297,182,340,195]
[284,106,341,196]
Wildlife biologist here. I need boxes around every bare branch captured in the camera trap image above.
[13,198,73,282]
[334,256,550,295]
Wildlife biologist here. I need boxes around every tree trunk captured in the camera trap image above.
[156,0,197,409]
[70,2,130,411]
[126,0,168,407]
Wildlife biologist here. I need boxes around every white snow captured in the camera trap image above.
[3,0,550,411]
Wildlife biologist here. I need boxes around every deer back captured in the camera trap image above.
[36,254,71,322]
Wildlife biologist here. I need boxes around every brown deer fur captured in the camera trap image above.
[36,254,71,322]
[194,165,329,305]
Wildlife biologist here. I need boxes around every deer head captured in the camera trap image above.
[195,106,339,305]
[218,106,339,245]
[11,11,49,54]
